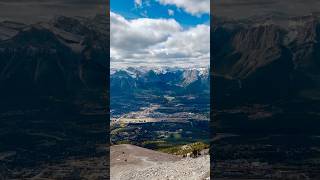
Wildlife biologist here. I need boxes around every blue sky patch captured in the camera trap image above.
[110,0,209,27]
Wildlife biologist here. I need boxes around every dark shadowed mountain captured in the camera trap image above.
[212,13,320,179]
[0,15,108,179]
[0,15,108,104]
[213,14,320,104]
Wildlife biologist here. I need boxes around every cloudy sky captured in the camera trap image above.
[213,0,320,19]
[0,0,105,23]
[111,0,210,68]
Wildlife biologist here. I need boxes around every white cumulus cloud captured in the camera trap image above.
[157,0,210,16]
[111,12,210,68]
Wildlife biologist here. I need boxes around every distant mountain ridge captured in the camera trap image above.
[111,67,210,96]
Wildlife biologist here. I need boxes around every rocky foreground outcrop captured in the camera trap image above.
[111,144,210,180]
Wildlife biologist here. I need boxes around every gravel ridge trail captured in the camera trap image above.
[111,144,210,180]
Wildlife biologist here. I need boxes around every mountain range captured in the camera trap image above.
[111,67,210,96]
[0,15,109,178]
[0,15,108,107]
[3,13,320,101]
[213,13,320,104]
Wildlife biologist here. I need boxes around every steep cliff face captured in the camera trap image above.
[214,25,289,101]
[0,15,108,101]
[290,17,320,73]
[212,15,320,102]
[214,24,291,76]
[0,15,109,178]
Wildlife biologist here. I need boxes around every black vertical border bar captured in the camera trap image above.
[210,0,214,179]
[106,0,111,179]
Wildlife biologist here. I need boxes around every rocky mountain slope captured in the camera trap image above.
[213,14,320,104]
[0,15,108,105]
[111,144,209,180]
[0,15,109,178]
[212,13,320,179]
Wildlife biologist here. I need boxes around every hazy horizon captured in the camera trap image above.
[0,0,105,23]
[213,0,320,19]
